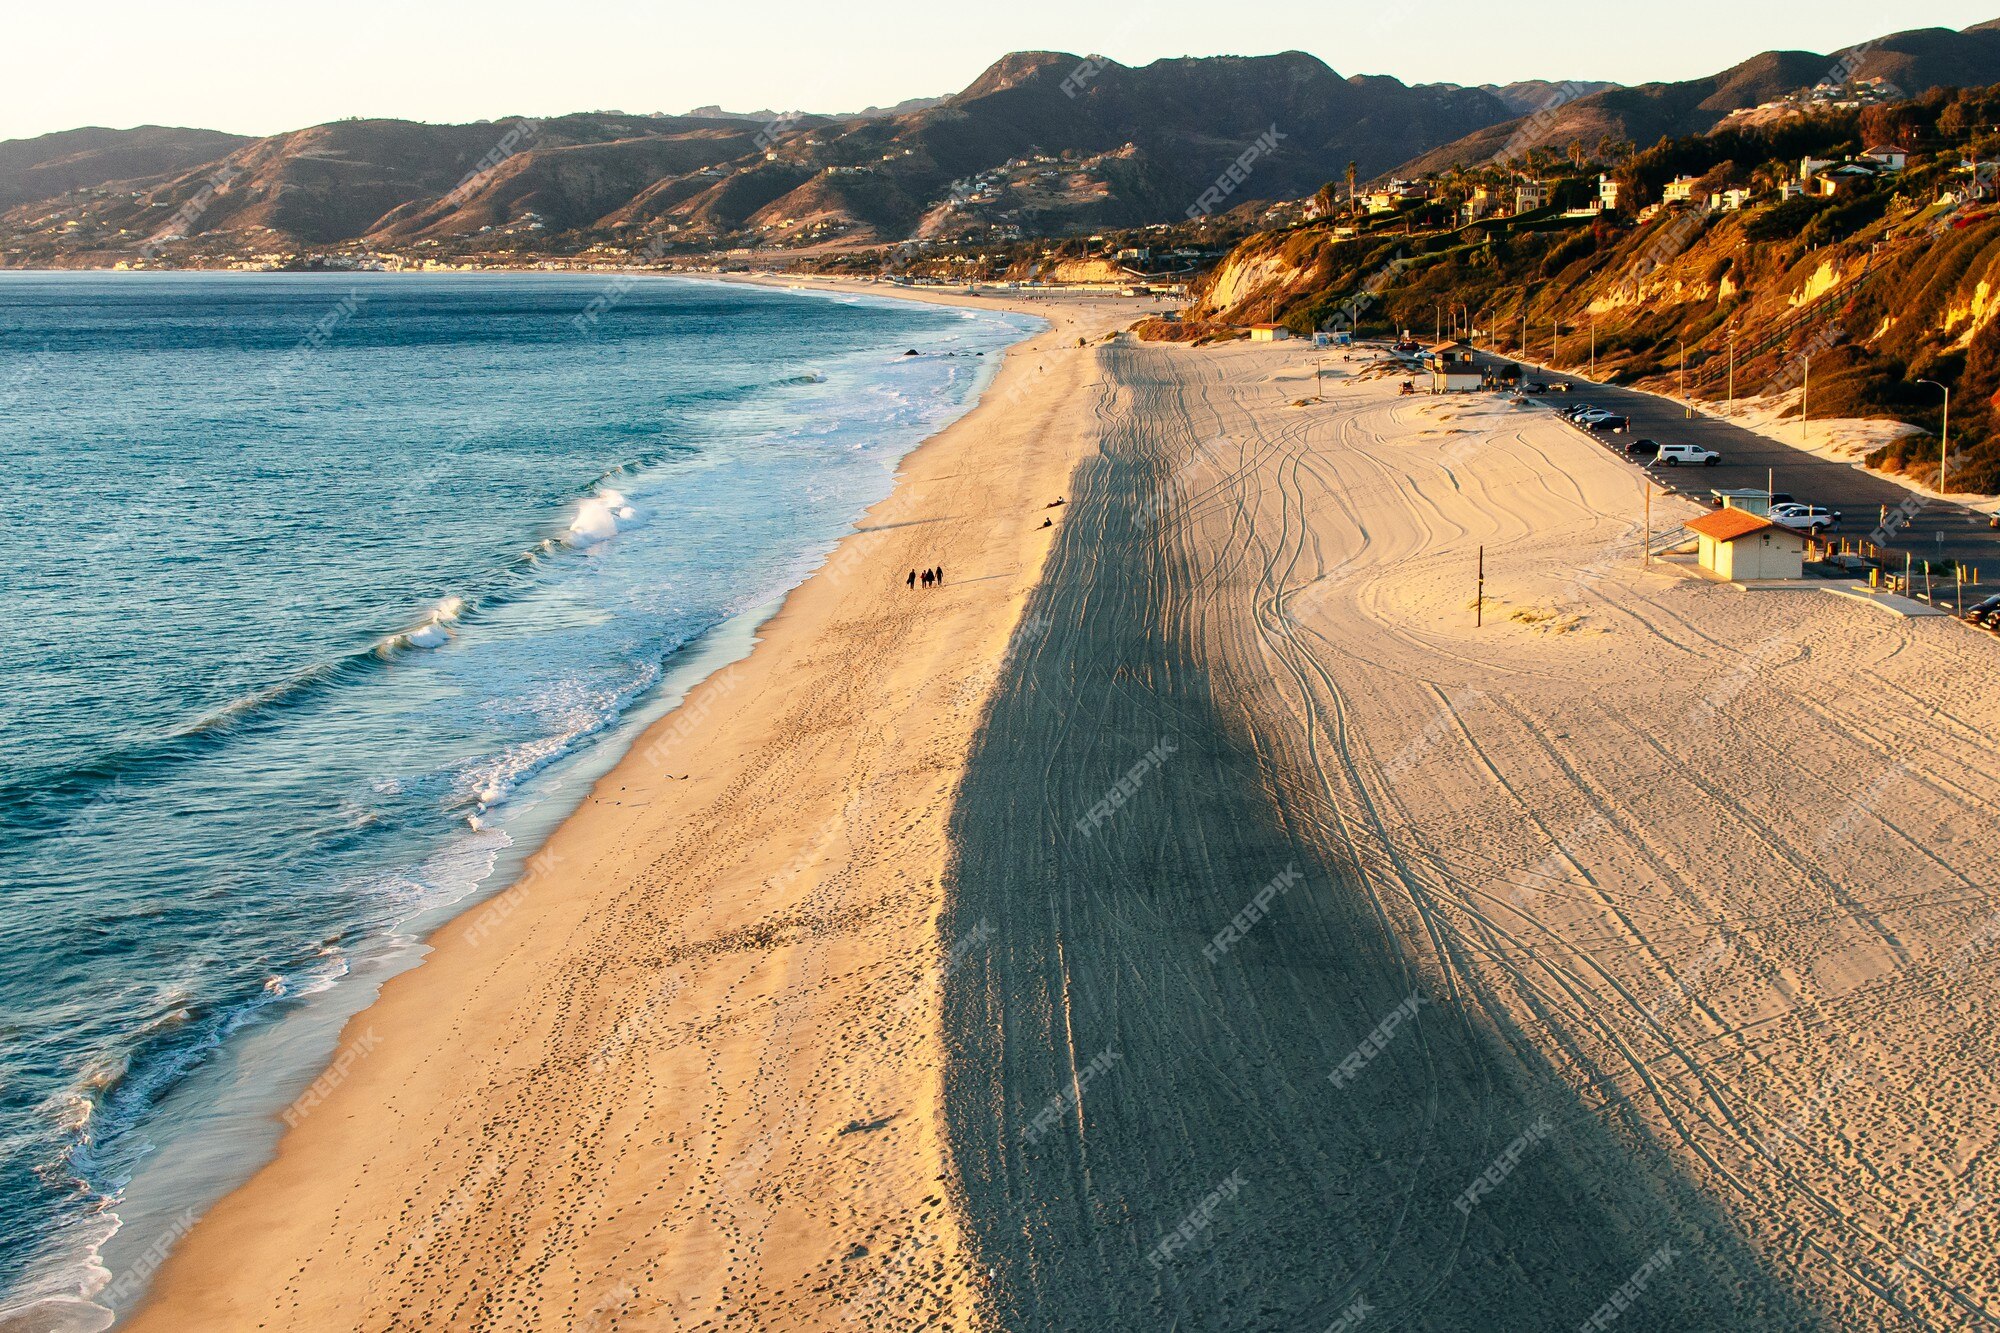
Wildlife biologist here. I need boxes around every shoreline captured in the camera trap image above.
[2,271,1042,1333]
[111,279,1130,1330]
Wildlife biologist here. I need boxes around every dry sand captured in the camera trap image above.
[125,321,2000,1331]
[940,345,2000,1329]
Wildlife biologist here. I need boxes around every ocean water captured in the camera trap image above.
[0,271,1037,1327]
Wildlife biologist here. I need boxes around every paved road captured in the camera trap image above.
[1478,353,2000,575]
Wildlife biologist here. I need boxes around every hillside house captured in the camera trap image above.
[1663,176,1702,205]
[1817,162,1886,197]
[1515,180,1552,213]
[1863,145,1909,171]
[1368,181,1430,214]
[1598,175,1621,212]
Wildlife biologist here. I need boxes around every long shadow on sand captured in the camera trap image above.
[938,345,1829,1331]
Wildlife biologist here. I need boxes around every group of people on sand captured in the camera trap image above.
[906,498,1068,588]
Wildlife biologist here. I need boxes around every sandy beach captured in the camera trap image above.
[939,344,2000,1329]
[121,283,1131,1332]
[124,309,2000,1331]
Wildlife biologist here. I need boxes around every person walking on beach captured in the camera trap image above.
[921,569,933,589]
[907,569,916,590]
[935,566,945,586]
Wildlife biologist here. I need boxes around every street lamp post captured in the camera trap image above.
[1727,327,1736,416]
[1799,353,1811,445]
[1678,341,1690,418]
[1918,377,1952,493]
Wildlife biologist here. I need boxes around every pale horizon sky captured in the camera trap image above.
[4,0,1998,142]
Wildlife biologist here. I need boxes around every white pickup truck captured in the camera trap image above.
[1656,443,1720,467]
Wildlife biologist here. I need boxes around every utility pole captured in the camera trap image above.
[1589,317,1596,380]
[1919,377,1951,494]
[1520,312,1528,358]
[1476,545,1485,627]
[1644,482,1653,567]
[1800,353,1811,446]
[1679,340,1690,418]
[1727,327,1736,416]
[1551,320,1559,369]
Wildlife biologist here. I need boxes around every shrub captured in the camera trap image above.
[1743,197,1827,242]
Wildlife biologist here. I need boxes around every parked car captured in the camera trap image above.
[1624,438,1663,458]
[1586,415,1632,434]
[1569,408,1614,424]
[1523,381,1549,393]
[1965,593,2000,626]
[1549,382,1572,393]
[1656,443,1720,467]
[1769,502,1843,536]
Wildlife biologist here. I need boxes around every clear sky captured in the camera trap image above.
[4,0,1998,141]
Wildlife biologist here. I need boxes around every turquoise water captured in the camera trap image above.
[0,271,1036,1326]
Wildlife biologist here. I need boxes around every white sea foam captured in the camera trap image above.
[566,486,643,548]
[382,595,467,652]
[0,1210,120,1333]
[459,661,664,819]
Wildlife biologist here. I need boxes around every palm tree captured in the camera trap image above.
[1346,161,1359,215]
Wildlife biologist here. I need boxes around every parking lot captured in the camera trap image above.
[1487,354,2000,576]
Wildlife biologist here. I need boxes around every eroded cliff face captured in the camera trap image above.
[1175,200,2000,490]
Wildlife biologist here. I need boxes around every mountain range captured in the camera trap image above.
[1401,21,2000,175]
[0,53,1513,264]
[6,19,2000,266]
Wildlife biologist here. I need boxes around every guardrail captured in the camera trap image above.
[1647,526,1695,556]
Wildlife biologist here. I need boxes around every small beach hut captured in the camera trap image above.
[1687,509,1807,581]
[1426,341,1482,393]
